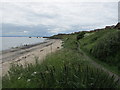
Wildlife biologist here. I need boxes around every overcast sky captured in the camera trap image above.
[0,1,118,36]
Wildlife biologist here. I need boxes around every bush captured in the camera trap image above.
[77,32,85,41]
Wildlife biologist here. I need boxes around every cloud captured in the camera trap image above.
[1,2,118,36]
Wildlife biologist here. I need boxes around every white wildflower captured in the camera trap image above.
[34,72,37,74]
[27,79,31,82]
[31,72,37,76]
[18,77,21,80]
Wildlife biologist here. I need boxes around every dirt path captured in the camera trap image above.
[77,42,120,84]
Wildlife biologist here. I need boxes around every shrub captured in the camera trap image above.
[77,32,85,41]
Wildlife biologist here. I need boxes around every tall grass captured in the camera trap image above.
[91,31,120,60]
[79,29,120,74]
[2,49,119,88]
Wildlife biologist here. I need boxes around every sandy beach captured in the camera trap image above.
[0,39,62,76]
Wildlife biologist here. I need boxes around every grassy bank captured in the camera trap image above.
[79,29,120,75]
[2,32,120,88]
[49,28,120,76]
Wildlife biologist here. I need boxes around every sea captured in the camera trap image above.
[0,37,46,51]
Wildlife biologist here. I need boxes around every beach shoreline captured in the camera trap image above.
[1,38,53,63]
[0,38,49,54]
[1,39,62,76]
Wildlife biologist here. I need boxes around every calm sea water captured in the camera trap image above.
[0,37,46,51]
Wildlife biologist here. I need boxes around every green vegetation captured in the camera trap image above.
[3,57,119,88]
[77,31,85,41]
[2,28,120,88]
[79,29,120,74]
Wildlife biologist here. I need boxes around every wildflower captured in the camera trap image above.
[34,72,37,74]
[31,72,37,76]
[18,77,21,80]
[27,79,31,82]
[45,71,49,74]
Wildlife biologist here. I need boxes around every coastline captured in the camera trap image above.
[1,39,62,76]
[1,38,49,55]
[1,38,50,63]
[0,37,47,53]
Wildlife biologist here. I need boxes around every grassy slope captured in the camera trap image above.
[2,32,120,88]
[79,29,120,75]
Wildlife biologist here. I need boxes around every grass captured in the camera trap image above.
[2,29,120,88]
[81,48,120,76]
[2,49,120,88]
[79,29,120,75]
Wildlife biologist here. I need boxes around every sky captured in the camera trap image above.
[0,0,119,36]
